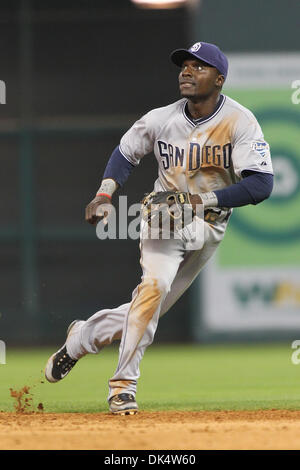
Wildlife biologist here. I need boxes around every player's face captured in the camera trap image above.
[178,59,224,100]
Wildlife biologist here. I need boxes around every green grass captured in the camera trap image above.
[1,343,300,413]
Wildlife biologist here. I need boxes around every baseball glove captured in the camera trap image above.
[141,191,195,233]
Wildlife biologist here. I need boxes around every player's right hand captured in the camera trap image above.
[85,195,113,226]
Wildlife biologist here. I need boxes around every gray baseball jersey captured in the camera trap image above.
[119,94,273,196]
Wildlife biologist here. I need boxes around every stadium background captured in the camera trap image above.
[0,0,299,349]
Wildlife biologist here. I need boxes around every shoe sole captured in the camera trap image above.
[45,320,80,383]
[111,409,138,416]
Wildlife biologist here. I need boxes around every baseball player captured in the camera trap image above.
[45,42,274,415]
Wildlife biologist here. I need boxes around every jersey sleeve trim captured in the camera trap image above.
[119,145,139,167]
[239,167,274,176]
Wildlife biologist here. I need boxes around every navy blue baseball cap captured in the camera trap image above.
[170,41,228,79]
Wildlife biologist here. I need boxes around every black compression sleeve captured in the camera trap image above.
[214,171,274,208]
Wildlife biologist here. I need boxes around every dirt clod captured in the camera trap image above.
[9,387,33,413]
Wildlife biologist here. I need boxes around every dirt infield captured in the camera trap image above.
[1,410,300,450]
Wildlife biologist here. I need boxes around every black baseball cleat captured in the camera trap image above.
[109,393,138,415]
[45,320,80,383]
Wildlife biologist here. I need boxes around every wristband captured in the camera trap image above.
[96,192,112,199]
[198,191,218,208]
[96,178,117,198]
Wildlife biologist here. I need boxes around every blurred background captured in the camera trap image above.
[0,0,300,347]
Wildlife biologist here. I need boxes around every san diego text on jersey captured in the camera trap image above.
[158,139,232,170]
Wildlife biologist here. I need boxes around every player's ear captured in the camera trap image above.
[215,73,224,89]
